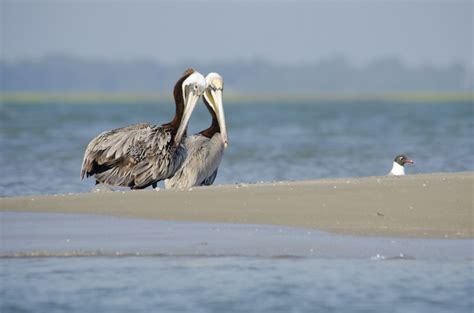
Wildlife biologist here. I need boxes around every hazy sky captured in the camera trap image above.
[1,0,473,66]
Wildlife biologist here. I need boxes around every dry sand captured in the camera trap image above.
[1,172,472,238]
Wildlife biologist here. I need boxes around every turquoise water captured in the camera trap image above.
[1,100,473,196]
[1,212,473,313]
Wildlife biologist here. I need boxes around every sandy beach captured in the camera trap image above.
[1,172,472,239]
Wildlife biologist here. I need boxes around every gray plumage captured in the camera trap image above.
[79,68,207,189]
[80,123,186,189]
[164,72,228,189]
[164,133,224,189]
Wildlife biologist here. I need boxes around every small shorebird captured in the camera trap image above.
[165,72,228,189]
[80,69,206,189]
[388,154,414,176]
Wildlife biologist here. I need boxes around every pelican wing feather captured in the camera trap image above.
[201,168,218,186]
[80,123,186,188]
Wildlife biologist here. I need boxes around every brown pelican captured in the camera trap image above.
[165,72,228,189]
[388,154,414,176]
[80,68,206,189]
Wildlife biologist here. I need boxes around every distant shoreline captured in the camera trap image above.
[1,172,472,239]
[1,92,473,104]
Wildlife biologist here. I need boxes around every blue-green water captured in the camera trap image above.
[0,100,473,196]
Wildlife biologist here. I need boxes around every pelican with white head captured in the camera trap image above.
[174,70,207,145]
[165,72,229,189]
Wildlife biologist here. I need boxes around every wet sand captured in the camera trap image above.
[2,212,472,260]
[1,172,473,238]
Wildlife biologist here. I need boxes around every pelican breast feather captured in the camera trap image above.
[164,133,224,189]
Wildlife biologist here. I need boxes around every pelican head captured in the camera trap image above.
[174,70,207,145]
[204,72,228,148]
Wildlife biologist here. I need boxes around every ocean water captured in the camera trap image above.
[2,257,473,313]
[0,99,473,196]
[1,100,473,313]
[1,212,473,313]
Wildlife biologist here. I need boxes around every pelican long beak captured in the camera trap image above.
[174,91,200,145]
[211,89,228,148]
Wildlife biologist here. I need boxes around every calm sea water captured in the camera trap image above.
[2,257,473,313]
[1,212,473,313]
[0,100,473,196]
[1,100,473,313]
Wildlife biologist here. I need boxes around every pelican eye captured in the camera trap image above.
[210,86,223,91]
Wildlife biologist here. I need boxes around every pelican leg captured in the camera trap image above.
[152,182,157,188]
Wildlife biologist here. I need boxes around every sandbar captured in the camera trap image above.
[1,172,472,239]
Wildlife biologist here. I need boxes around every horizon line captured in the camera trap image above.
[1,53,472,69]
[2,91,472,104]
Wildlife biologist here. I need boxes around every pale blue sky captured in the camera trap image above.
[1,0,473,66]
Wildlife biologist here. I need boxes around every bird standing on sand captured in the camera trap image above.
[388,154,414,176]
[80,69,207,189]
[165,73,228,189]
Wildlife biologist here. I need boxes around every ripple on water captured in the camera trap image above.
[1,101,473,196]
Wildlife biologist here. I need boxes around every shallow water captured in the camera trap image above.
[1,212,473,260]
[1,212,473,313]
[2,257,473,313]
[1,100,473,196]
[1,100,473,312]
[0,212,474,261]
